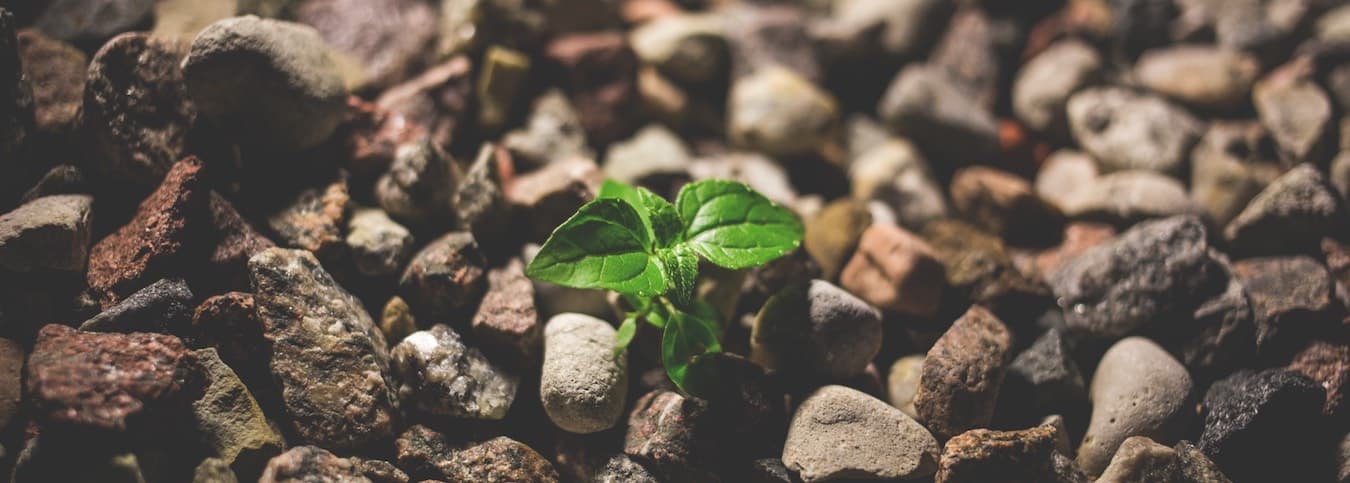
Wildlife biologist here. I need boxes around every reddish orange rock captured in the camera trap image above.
[1035,222,1116,277]
[840,223,946,317]
[1288,339,1349,417]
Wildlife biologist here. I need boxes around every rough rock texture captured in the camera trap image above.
[1288,339,1349,417]
[249,248,397,451]
[453,144,511,245]
[85,32,196,192]
[1180,270,1258,382]
[783,385,939,482]
[728,66,839,158]
[26,324,191,431]
[949,166,1063,245]
[935,426,1059,483]
[1200,369,1326,482]
[0,338,23,430]
[839,223,946,317]
[190,349,284,481]
[914,306,1012,440]
[1066,87,1202,175]
[376,137,461,224]
[1007,329,1087,415]
[1079,337,1194,476]
[80,277,193,334]
[887,354,924,418]
[542,313,627,434]
[398,231,487,322]
[1232,256,1335,356]
[922,219,1049,314]
[624,389,713,478]
[0,194,93,272]
[470,258,541,361]
[184,15,348,152]
[1051,215,1222,338]
[207,192,276,291]
[1224,163,1347,256]
[390,324,517,419]
[345,207,414,277]
[1253,60,1334,165]
[593,453,660,482]
[258,446,368,483]
[34,0,154,42]
[1095,437,1231,483]
[751,280,882,379]
[192,292,267,381]
[87,158,208,307]
[265,175,350,258]
[294,0,437,90]
[879,64,999,165]
[396,426,559,482]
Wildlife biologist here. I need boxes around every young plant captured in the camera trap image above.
[525,178,803,396]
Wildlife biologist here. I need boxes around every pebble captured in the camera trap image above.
[398,231,487,321]
[502,89,592,169]
[1134,46,1259,110]
[934,426,1059,483]
[603,124,691,186]
[914,305,1012,440]
[378,295,416,344]
[35,0,154,42]
[1034,150,1098,213]
[1200,369,1326,482]
[376,137,461,224]
[1058,170,1200,223]
[541,313,628,434]
[1095,436,1231,483]
[206,193,276,292]
[594,454,659,482]
[345,207,413,277]
[926,8,1010,111]
[1034,222,1116,278]
[397,425,559,482]
[87,158,208,307]
[0,194,93,273]
[1078,337,1193,476]
[624,389,714,479]
[0,337,22,430]
[782,385,940,482]
[803,199,871,280]
[17,29,85,146]
[1008,328,1087,415]
[192,292,267,383]
[1182,270,1258,381]
[839,223,946,317]
[1224,163,1346,256]
[848,138,949,229]
[751,279,882,379]
[545,32,641,146]
[259,446,367,483]
[728,65,839,158]
[370,56,473,158]
[1051,215,1223,338]
[1253,59,1334,165]
[1288,339,1348,417]
[85,32,196,192]
[1232,256,1334,356]
[80,277,193,334]
[475,46,530,130]
[351,458,408,483]
[390,324,517,419]
[294,0,437,90]
[630,13,727,86]
[190,348,284,482]
[470,258,541,361]
[249,248,397,451]
[1189,122,1287,227]
[1066,87,1202,175]
[887,354,924,418]
[26,324,191,431]
[922,220,1048,313]
[812,0,952,62]
[1012,39,1104,137]
[265,175,349,258]
[505,156,603,242]
[184,15,348,152]
[949,166,1063,246]
[880,64,1000,165]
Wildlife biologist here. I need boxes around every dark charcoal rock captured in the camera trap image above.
[0,194,93,273]
[294,0,437,90]
[1051,215,1223,338]
[390,324,517,419]
[1201,369,1327,483]
[625,389,714,480]
[545,31,641,146]
[470,258,541,361]
[190,348,284,482]
[258,446,367,483]
[1096,436,1232,483]
[1288,339,1349,417]
[1232,256,1336,357]
[1224,164,1347,256]
[85,32,196,193]
[80,277,194,334]
[935,426,1059,483]
[751,279,882,379]
[1179,269,1257,382]
[914,305,1013,440]
[26,323,191,431]
[399,231,487,322]
[249,248,397,451]
[1007,329,1087,416]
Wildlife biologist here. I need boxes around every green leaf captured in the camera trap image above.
[675,179,804,269]
[645,301,670,329]
[657,245,698,308]
[638,188,682,248]
[661,308,723,395]
[525,198,666,297]
[614,315,638,357]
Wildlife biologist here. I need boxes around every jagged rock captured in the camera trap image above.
[80,278,193,334]
[190,349,284,481]
[390,324,517,419]
[0,194,93,273]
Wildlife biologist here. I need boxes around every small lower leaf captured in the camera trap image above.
[661,308,722,396]
[614,315,638,357]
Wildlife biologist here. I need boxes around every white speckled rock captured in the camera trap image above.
[541,313,628,434]
[1066,87,1202,176]
[1078,337,1193,476]
[783,385,939,482]
[391,324,517,420]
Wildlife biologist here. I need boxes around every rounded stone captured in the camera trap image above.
[751,279,883,379]
[782,385,940,482]
[1135,46,1259,110]
[0,194,93,273]
[1066,87,1202,175]
[887,354,925,419]
[390,324,518,420]
[1078,337,1193,476]
[541,313,628,434]
[728,66,839,158]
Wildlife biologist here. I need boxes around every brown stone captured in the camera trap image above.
[17,29,85,145]
[265,175,349,259]
[0,338,21,430]
[87,157,209,307]
[923,219,1051,313]
[259,446,367,483]
[839,223,946,317]
[471,258,541,361]
[914,305,1013,440]
[26,324,191,431]
[950,166,1063,246]
[207,192,275,292]
[294,0,437,90]
[505,156,604,242]
[1253,59,1334,165]
[395,426,558,482]
[546,32,641,146]
[624,389,713,479]
[373,56,473,155]
[1288,339,1349,417]
[192,292,268,384]
[803,199,872,281]
[379,295,417,344]
[400,231,488,322]
[1232,256,1336,356]
[936,426,1058,483]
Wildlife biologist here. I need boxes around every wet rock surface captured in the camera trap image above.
[914,305,1013,440]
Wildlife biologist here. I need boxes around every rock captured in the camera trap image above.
[151,0,236,41]
[688,152,799,208]
[80,278,193,334]
[1034,150,1098,213]
[922,220,1049,312]
[0,337,21,430]
[751,279,882,379]
[839,223,946,317]
[935,426,1059,483]
[265,175,349,258]
[630,13,727,86]
[925,7,1015,111]
[950,166,1063,245]
[379,295,416,344]
[1066,86,1202,175]
[1012,39,1104,137]
[194,457,240,483]
[1042,415,1073,455]
[546,32,641,146]
[1135,46,1259,110]
[206,193,275,292]
[376,137,462,224]
[1181,270,1258,382]
[1254,60,1334,164]
[1201,369,1326,482]
[396,426,560,482]
[879,64,999,166]
[1224,164,1346,256]
[502,89,592,169]
[505,156,603,242]
[624,390,714,478]
[1008,329,1087,415]
[249,248,397,451]
[390,324,517,419]
[783,385,940,482]
[259,446,368,483]
[1214,0,1305,60]
[914,305,1013,440]
[1189,122,1288,227]
[294,0,437,90]
[1288,339,1348,417]
[184,15,348,152]
[0,194,93,272]
[722,3,820,84]
[542,313,627,434]
[849,138,949,229]
[26,324,191,431]
[393,425,451,479]
[398,231,487,321]
[471,258,541,361]
[887,354,924,418]
[1096,436,1231,483]
[35,0,154,42]
[368,56,473,162]
[728,65,839,158]
[1232,256,1335,356]
[351,458,408,483]
[17,29,85,147]
[190,349,284,481]
[87,158,208,307]
[476,46,530,130]
[1051,215,1223,338]
[85,32,196,192]
[603,124,690,187]
[803,199,871,280]
[192,292,267,381]
[1059,170,1201,223]
[455,144,511,245]
[19,164,86,204]
[811,0,951,61]
[345,207,414,277]
[1078,337,1193,476]
[1034,222,1117,278]
[594,453,659,482]
[0,8,33,202]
